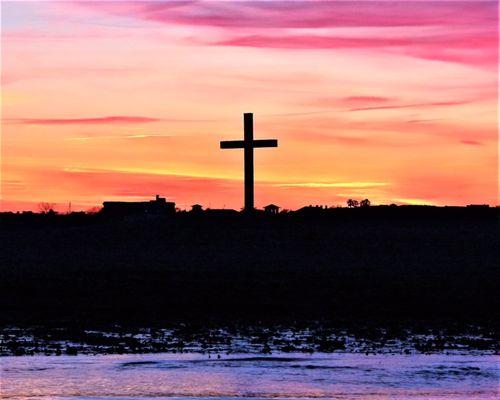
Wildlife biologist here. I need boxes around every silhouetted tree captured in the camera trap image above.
[347,199,359,208]
[360,199,371,207]
[38,202,56,214]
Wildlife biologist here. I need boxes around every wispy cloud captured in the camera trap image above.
[349,100,469,112]
[342,96,391,104]
[10,116,222,125]
[78,1,498,68]
[16,116,160,125]
[82,1,496,29]
[215,35,413,49]
[213,32,497,68]
[308,96,391,109]
[275,182,389,189]
[56,166,244,208]
[61,167,237,181]
[286,117,496,145]
[461,140,483,146]
[65,133,174,141]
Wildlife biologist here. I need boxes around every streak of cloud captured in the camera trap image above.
[275,182,389,189]
[65,134,175,141]
[349,101,470,112]
[10,116,222,125]
[16,116,160,125]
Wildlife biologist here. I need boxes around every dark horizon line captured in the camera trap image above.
[1,203,496,215]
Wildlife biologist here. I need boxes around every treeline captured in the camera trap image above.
[1,203,496,225]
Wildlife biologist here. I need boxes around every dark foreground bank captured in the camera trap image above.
[0,207,498,325]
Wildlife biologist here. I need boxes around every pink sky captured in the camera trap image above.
[1,1,498,211]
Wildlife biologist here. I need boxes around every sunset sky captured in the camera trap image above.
[1,0,498,212]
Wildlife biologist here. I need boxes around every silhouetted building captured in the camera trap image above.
[204,209,239,216]
[264,204,280,214]
[295,205,329,216]
[191,204,203,213]
[102,195,175,216]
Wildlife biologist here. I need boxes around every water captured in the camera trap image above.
[1,352,498,399]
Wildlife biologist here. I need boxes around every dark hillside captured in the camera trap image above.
[0,207,498,325]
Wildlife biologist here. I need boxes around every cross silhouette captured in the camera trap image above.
[220,113,278,212]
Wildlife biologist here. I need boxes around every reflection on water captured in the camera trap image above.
[1,352,498,399]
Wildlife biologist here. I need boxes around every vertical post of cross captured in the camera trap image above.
[244,113,254,212]
[220,113,278,213]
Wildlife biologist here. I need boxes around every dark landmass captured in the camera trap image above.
[0,206,498,328]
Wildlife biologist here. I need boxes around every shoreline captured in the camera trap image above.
[2,324,498,357]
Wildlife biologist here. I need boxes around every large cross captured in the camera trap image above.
[220,113,278,212]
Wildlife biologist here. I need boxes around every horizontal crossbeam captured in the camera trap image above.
[220,140,245,149]
[253,139,278,148]
[220,139,278,149]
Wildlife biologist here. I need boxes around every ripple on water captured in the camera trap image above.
[2,353,498,400]
[413,365,495,379]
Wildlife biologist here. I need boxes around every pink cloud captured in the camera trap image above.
[343,96,391,104]
[83,1,497,29]
[213,31,497,68]
[404,44,498,68]
[215,35,411,49]
[20,2,499,69]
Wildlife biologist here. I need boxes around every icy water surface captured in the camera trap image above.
[1,352,498,399]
